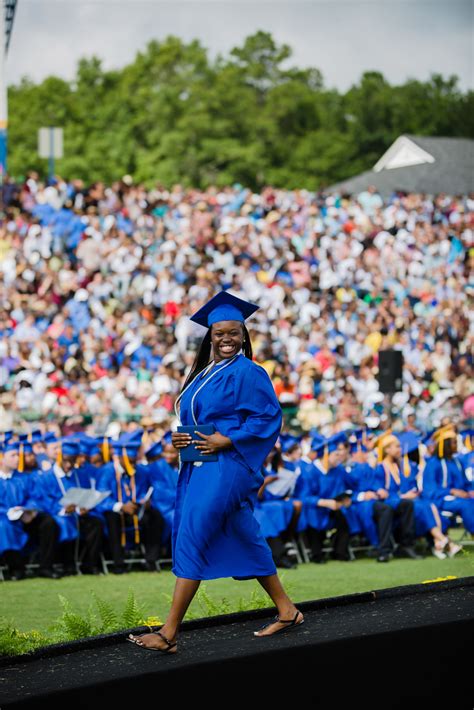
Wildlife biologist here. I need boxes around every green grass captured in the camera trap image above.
[1,529,473,636]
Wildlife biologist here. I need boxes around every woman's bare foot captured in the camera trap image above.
[128,628,178,651]
[253,607,304,637]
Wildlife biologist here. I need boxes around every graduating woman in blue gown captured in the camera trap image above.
[128,291,304,652]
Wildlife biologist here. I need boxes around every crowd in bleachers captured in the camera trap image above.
[0,422,472,580]
[0,173,473,436]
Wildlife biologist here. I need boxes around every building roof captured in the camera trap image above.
[326,134,474,197]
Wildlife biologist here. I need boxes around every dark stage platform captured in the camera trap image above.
[1,576,473,708]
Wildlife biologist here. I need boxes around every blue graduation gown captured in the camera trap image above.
[172,352,282,580]
[297,460,351,531]
[255,464,295,538]
[35,467,82,543]
[421,456,474,533]
[343,462,380,545]
[95,462,152,540]
[0,473,41,554]
[372,462,446,537]
[147,459,179,545]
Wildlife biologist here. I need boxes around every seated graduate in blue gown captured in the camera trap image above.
[297,432,353,562]
[254,435,304,569]
[421,424,474,539]
[0,439,61,579]
[35,437,104,575]
[96,429,165,573]
[395,430,461,558]
[144,431,179,553]
[340,430,380,550]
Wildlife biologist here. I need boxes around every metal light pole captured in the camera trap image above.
[0,0,18,180]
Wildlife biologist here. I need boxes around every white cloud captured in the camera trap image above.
[8,0,473,91]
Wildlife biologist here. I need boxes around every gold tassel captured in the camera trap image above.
[102,437,110,463]
[18,443,25,472]
[465,435,472,452]
[377,440,384,463]
[56,441,62,468]
[322,443,329,473]
[403,450,411,477]
[122,447,135,475]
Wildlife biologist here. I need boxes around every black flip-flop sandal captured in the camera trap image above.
[253,609,304,636]
[127,630,177,653]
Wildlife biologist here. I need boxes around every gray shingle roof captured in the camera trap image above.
[326,134,474,197]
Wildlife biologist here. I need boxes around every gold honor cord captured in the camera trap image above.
[382,460,400,488]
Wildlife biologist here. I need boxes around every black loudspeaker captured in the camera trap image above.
[377,349,403,393]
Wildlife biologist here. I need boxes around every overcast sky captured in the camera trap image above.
[7,0,473,92]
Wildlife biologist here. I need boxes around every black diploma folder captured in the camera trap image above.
[176,424,218,462]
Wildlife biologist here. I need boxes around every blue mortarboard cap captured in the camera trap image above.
[421,429,435,446]
[145,441,163,458]
[78,435,101,456]
[280,434,301,453]
[396,431,421,454]
[44,432,59,444]
[18,434,34,453]
[348,428,368,453]
[113,429,143,456]
[163,430,173,445]
[60,437,81,457]
[145,431,173,459]
[310,433,326,451]
[1,431,13,444]
[313,431,347,457]
[189,290,259,329]
[2,440,20,453]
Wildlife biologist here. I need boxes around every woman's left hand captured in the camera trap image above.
[193,431,233,455]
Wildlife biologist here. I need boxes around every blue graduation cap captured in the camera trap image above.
[313,432,348,469]
[145,441,163,459]
[145,430,174,460]
[0,431,13,444]
[59,437,81,457]
[44,432,59,444]
[189,290,259,329]
[2,439,20,453]
[396,431,421,455]
[77,435,101,457]
[18,434,34,453]
[113,429,144,457]
[279,434,301,453]
[348,428,368,453]
[310,432,326,451]
[421,429,436,447]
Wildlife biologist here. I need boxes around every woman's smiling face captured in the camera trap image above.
[211,320,244,362]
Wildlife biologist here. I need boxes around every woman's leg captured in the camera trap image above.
[254,572,303,636]
[129,577,201,649]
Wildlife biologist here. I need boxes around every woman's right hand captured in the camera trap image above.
[171,432,193,450]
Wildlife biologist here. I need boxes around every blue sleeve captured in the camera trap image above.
[301,469,321,507]
[421,458,448,497]
[96,468,119,512]
[225,363,283,475]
